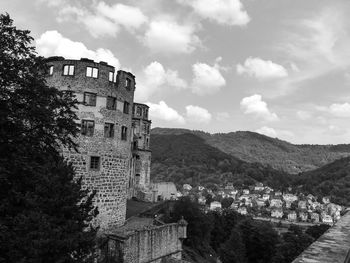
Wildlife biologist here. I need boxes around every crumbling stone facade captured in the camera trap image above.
[45,57,136,230]
[129,103,152,199]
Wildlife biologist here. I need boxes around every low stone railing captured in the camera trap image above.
[292,210,350,263]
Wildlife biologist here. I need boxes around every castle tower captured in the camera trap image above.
[129,103,152,199]
[45,56,135,230]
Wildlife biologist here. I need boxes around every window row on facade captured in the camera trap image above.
[48,65,133,89]
[134,105,149,119]
[81,120,128,140]
[82,92,130,113]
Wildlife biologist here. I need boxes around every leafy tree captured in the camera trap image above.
[305,224,330,240]
[238,219,279,263]
[221,197,234,209]
[0,13,98,263]
[219,229,247,263]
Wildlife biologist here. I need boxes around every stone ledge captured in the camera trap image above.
[292,209,350,263]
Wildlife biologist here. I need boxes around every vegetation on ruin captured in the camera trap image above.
[0,13,98,262]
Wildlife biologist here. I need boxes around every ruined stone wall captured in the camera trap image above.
[105,223,183,263]
[45,57,135,230]
[130,103,152,197]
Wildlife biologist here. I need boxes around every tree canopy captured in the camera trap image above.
[0,13,98,263]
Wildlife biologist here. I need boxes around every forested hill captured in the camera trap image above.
[297,157,350,206]
[151,128,350,174]
[150,133,294,190]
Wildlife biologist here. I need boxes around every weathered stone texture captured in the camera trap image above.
[104,223,184,263]
[292,210,350,263]
[45,57,136,230]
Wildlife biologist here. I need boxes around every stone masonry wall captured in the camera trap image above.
[45,57,135,230]
[104,223,183,263]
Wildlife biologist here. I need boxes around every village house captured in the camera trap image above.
[198,196,206,205]
[243,189,250,195]
[321,214,333,225]
[285,200,292,209]
[298,200,307,210]
[274,191,282,196]
[254,182,264,192]
[310,212,320,223]
[271,208,283,218]
[262,194,270,201]
[183,184,192,191]
[264,186,273,193]
[288,211,297,221]
[283,193,298,202]
[299,211,308,222]
[256,198,266,208]
[210,201,222,211]
[270,198,283,208]
[238,206,248,215]
[322,196,331,204]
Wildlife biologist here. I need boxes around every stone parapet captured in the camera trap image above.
[292,210,350,263]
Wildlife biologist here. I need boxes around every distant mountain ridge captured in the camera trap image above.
[151,128,350,174]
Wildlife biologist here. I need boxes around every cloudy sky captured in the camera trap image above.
[2,0,350,144]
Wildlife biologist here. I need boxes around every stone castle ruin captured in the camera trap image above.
[45,57,187,262]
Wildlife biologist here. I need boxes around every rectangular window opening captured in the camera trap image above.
[81,120,95,137]
[123,101,130,114]
[109,72,114,82]
[63,65,74,76]
[49,65,53,75]
[83,92,97,106]
[125,78,132,90]
[90,156,100,170]
[104,123,114,138]
[86,67,98,78]
[121,126,128,141]
[106,96,116,110]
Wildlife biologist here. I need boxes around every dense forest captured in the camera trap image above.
[152,128,350,174]
[151,133,295,191]
[162,197,329,263]
[151,132,350,206]
[296,157,350,206]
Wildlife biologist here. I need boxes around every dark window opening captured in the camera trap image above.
[106,96,116,110]
[81,120,94,136]
[123,101,130,114]
[90,156,100,170]
[104,123,114,138]
[84,92,97,106]
[125,78,132,90]
[121,126,127,140]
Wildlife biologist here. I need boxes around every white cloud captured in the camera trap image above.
[277,6,350,95]
[96,2,148,30]
[191,63,226,95]
[296,110,312,120]
[237,57,288,80]
[216,112,230,121]
[143,19,201,54]
[134,61,187,102]
[329,102,350,117]
[179,0,250,26]
[146,101,185,124]
[185,105,212,124]
[81,14,119,38]
[255,126,277,138]
[36,31,120,68]
[240,94,279,121]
